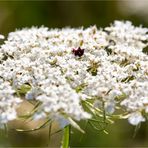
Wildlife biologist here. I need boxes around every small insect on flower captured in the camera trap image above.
[72,47,85,57]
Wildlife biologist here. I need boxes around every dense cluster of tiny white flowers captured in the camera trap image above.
[0,21,147,127]
[0,79,21,126]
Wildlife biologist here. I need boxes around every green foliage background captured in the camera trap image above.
[0,1,148,147]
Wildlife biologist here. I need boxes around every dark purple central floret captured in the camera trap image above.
[72,47,84,57]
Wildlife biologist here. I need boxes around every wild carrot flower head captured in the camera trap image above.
[0,21,147,128]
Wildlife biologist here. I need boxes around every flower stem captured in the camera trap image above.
[48,123,52,146]
[61,125,70,148]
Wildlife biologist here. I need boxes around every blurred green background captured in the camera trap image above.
[0,1,148,147]
[0,1,148,35]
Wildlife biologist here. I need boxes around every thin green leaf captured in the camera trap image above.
[51,129,63,136]
[68,117,85,133]
[15,119,51,132]
[103,130,109,134]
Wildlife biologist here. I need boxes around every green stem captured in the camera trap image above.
[4,124,8,137]
[61,125,70,148]
[48,123,52,146]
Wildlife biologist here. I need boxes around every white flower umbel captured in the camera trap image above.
[0,20,147,127]
[0,79,22,126]
[128,112,145,125]
[0,34,4,40]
